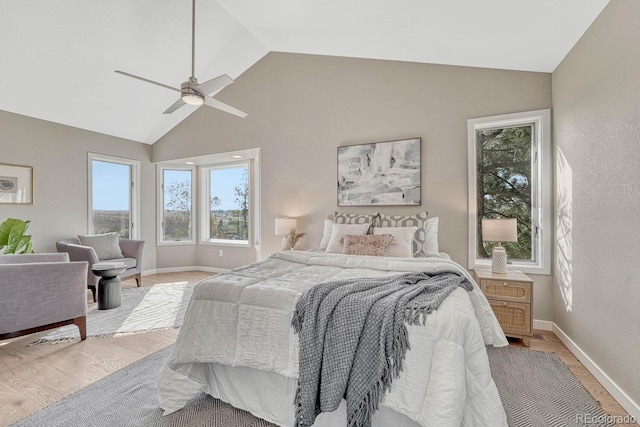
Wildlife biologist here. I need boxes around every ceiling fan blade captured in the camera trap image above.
[195,74,234,96]
[115,70,180,93]
[163,98,187,114]
[203,96,247,118]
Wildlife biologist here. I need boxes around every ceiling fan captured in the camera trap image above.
[115,0,247,118]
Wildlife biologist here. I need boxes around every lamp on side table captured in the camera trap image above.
[481,218,517,274]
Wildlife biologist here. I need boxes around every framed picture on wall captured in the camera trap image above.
[337,138,421,206]
[0,163,34,204]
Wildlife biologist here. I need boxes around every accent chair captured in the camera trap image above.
[0,253,88,341]
[56,236,145,302]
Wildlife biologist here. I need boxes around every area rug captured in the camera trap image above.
[10,345,277,427]
[11,345,616,427]
[32,283,196,344]
[487,346,614,427]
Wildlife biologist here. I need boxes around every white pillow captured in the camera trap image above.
[319,219,334,249]
[374,226,417,258]
[423,216,439,256]
[325,223,370,254]
[78,232,123,260]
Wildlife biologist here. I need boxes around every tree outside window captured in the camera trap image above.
[208,165,249,242]
[162,169,194,242]
[476,125,534,261]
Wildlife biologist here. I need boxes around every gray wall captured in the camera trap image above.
[552,0,640,409]
[153,52,554,321]
[0,110,157,271]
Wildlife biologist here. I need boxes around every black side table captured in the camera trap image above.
[92,266,127,310]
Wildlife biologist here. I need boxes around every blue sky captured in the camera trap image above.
[209,167,246,211]
[92,161,130,210]
[92,161,246,211]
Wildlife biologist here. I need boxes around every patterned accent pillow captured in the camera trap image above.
[333,212,379,232]
[343,234,393,257]
[378,213,439,257]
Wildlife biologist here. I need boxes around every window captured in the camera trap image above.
[155,149,260,251]
[88,154,140,239]
[158,166,196,244]
[201,161,251,245]
[468,109,551,274]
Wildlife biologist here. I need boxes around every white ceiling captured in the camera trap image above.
[0,0,609,145]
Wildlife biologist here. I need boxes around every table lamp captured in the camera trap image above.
[275,217,297,250]
[482,218,518,274]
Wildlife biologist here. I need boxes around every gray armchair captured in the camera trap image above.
[56,237,145,302]
[0,253,88,341]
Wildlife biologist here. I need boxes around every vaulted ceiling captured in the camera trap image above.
[0,0,609,144]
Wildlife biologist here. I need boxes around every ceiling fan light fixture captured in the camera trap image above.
[182,92,204,105]
[181,78,204,105]
[115,0,246,117]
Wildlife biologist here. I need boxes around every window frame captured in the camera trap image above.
[199,160,253,247]
[467,109,551,275]
[87,153,141,239]
[157,165,197,245]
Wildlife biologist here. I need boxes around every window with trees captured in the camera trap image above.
[88,154,140,239]
[201,162,251,245]
[467,109,551,274]
[158,166,195,243]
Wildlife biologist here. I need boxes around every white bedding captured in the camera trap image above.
[159,251,508,426]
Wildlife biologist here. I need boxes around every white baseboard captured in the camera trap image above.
[533,319,554,331]
[143,266,229,276]
[551,323,640,421]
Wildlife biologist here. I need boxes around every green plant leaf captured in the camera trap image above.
[0,218,33,254]
[13,234,33,254]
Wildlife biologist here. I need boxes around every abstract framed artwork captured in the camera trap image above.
[337,138,421,206]
[0,163,33,204]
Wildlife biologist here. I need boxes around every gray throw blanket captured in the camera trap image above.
[291,270,473,427]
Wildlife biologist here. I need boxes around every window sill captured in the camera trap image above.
[158,240,196,246]
[200,240,250,248]
[471,259,550,276]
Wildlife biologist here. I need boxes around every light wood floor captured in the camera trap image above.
[0,271,636,426]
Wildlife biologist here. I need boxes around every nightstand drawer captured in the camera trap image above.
[487,299,531,335]
[481,280,531,303]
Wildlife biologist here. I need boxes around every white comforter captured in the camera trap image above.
[159,251,508,426]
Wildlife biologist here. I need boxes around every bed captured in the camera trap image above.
[158,249,509,426]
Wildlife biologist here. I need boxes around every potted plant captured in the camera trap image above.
[286,228,306,250]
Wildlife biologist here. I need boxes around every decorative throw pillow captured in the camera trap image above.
[319,219,334,249]
[78,232,124,260]
[373,226,418,258]
[343,234,393,257]
[333,211,379,231]
[325,223,370,254]
[378,212,439,256]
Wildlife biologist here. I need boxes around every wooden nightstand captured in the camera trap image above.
[472,268,533,346]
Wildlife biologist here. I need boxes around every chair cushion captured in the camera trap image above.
[77,232,124,260]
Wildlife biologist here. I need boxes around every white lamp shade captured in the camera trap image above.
[482,218,518,243]
[275,218,297,235]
